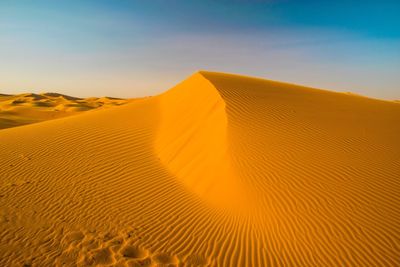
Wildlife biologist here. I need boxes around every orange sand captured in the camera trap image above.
[0,71,399,266]
[0,93,132,129]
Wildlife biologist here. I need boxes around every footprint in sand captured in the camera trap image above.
[121,245,149,259]
[84,247,114,265]
[63,230,85,244]
[126,257,152,267]
[152,252,179,265]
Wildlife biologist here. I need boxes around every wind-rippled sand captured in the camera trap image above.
[0,71,399,266]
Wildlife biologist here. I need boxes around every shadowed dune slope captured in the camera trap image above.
[0,71,400,266]
[0,92,132,129]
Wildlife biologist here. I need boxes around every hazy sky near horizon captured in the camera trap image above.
[1,0,399,99]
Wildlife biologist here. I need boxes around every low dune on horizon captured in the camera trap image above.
[0,93,134,130]
[1,71,400,266]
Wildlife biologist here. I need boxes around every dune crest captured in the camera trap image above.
[156,73,244,210]
[0,71,399,266]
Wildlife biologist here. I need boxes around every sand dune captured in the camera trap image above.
[0,71,399,266]
[0,92,132,129]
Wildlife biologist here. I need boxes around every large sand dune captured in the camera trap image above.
[0,71,399,266]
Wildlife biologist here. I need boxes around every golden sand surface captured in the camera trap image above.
[0,93,132,129]
[0,71,399,266]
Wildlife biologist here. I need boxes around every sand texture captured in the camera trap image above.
[0,71,400,266]
[0,93,132,129]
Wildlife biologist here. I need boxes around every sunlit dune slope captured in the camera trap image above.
[0,71,399,266]
[0,92,132,129]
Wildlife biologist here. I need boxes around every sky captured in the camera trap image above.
[0,0,399,99]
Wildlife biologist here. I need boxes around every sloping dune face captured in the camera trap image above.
[0,72,400,266]
[0,93,131,129]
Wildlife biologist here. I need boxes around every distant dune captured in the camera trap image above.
[0,71,399,266]
[0,93,132,129]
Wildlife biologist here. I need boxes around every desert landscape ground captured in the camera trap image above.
[0,71,399,266]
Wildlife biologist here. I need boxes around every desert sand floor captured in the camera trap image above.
[0,93,131,129]
[0,71,399,266]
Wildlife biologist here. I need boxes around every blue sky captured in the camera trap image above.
[1,0,399,99]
